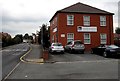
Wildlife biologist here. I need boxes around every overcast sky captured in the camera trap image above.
[1,0,120,37]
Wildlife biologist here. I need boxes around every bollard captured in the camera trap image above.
[43,50,49,60]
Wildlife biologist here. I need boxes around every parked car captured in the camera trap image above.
[103,45,120,57]
[64,40,85,54]
[91,44,107,55]
[49,43,64,54]
[91,44,120,58]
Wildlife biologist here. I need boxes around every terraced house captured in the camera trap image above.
[49,2,114,51]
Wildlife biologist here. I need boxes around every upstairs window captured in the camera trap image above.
[100,16,106,26]
[83,16,90,26]
[67,15,74,25]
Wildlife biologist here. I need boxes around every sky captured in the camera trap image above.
[1,0,120,37]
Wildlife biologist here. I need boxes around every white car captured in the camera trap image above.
[49,43,64,54]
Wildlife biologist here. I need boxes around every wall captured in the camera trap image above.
[57,13,114,51]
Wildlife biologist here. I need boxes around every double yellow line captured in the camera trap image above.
[20,45,44,64]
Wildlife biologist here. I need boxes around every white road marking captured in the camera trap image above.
[2,61,21,81]
[55,59,118,64]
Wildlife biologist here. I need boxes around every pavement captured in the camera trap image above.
[21,44,44,64]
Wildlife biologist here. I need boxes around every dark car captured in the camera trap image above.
[91,44,107,55]
[64,40,85,54]
[103,45,120,57]
[91,45,120,58]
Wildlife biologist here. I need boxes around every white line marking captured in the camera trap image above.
[55,59,118,64]
[2,61,21,81]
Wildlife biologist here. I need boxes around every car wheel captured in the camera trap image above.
[91,50,94,54]
[103,52,108,58]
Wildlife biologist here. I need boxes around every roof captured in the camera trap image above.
[49,2,114,22]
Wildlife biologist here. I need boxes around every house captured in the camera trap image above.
[49,2,114,51]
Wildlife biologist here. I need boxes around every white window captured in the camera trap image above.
[100,34,107,44]
[84,33,91,44]
[67,33,74,43]
[100,16,106,26]
[67,15,74,25]
[83,16,90,26]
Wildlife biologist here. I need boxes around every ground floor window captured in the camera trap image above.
[67,33,74,43]
[84,33,91,44]
[100,34,107,44]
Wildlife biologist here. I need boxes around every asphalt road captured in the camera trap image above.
[7,59,118,79]
[1,43,30,80]
[4,44,119,80]
[47,51,120,62]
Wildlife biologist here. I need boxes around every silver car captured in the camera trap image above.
[65,40,85,54]
[49,43,64,54]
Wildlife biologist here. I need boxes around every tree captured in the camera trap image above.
[14,34,23,42]
[13,36,21,44]
[23,33,29,39]
[29,36,33,40]
[38,24,50,48]
[2,32,12,47]
[115,27,120,34]
[13,34,23,44]
[115,27,120,46]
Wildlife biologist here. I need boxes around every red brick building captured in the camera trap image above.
[49,2,114,51]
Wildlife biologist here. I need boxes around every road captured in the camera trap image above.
[1,43,30,80]
[6,59,118,80]
[4,44,119,80]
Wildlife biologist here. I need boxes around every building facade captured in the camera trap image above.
[49,2,114,51]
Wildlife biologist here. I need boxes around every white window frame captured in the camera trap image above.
[67,15,74,25]
[67,33,74,43]
[100,16,106,26]
[84,33,91,44]
[100,34,107,44]
[83,16,90,26]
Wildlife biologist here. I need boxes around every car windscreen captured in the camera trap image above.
[108,45,119,49]
[53,43,62,46]
[74,41,83,45]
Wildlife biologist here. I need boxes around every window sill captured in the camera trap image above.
[84,43,91,44]
[67,25,74,26]
[100,26,106,27]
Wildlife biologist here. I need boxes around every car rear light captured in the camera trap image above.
[72,45,74,48]
[52,46,54,49]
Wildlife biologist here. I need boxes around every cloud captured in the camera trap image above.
[2,21,41,37]
[2,10,49,23]
[1,0,120,37]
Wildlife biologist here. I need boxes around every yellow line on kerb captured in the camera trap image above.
[20,45,44,64]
